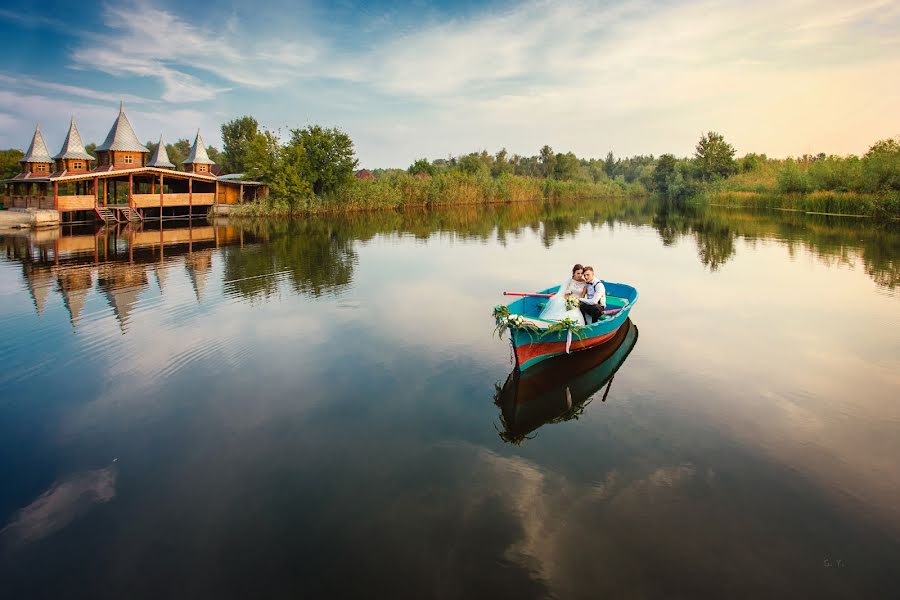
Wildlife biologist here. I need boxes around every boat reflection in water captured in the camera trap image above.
[493,318,639,444]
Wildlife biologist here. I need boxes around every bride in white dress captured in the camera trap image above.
[539,264,587,325]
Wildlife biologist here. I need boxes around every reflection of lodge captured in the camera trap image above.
[2,220,253,331]
[494,319,639,444]
[3,104,267,221]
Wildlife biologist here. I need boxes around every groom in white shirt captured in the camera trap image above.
[579,266,606,324]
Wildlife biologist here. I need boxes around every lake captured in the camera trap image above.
[1,199,898,598]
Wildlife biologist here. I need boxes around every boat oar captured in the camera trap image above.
[503,292,554,298]
[502,292,624,315]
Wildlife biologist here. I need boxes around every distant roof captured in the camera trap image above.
[217,173,264,185]
[183,130,214,165]
[53,118,94,161]
[146,135,175,168]
[20,126,54,164]
[96,103,149,153]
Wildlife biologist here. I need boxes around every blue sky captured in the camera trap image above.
[1,0,898,167]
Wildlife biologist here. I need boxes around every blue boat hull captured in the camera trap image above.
[504,281,638,370]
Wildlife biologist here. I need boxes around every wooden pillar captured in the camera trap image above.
[239,183,244,204]
[103,178,108,207]
[128,173,134,208]
[159,173,164,214]
[93,177,99,208]
[53,181,58,210]
[151,177,155,195]
[214,181,219,206]
[188,177,193,219]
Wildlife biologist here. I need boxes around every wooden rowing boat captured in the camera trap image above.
[497,280,638,370]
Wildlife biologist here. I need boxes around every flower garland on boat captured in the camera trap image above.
[544,317,588,354]
[492,305,540,338]
[493,306,588,350]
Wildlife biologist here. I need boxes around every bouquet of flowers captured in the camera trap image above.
[565,296,580,310]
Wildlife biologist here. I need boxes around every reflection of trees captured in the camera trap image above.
[647,200,899,286]
[222,220,356,301]
[217,197,899,298]
[692,222,736,271]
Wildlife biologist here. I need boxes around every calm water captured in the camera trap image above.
[1,200,898,599]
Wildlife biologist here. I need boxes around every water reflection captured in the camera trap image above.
[494,319,639,444]
[0,200,898,598]
[2,200,898,330]
[1,465,116,546]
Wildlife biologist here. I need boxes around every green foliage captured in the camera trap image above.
[492,148,513,177]
[206,146,222,166]
[290,125,358,195]
[221,116,260,174]
[1,148,24,181]
[554,152,585,181]
[539,145,556,178]
[650,154,677,195]
[862,138,900,192]
[166,139,191,169]
[408,158,435,176]
[738,153,765,172]
[604,152,616,178]
[776,160,811,194]
[84,143,97,160]
[458,153,488,176]
[694,131,737,180]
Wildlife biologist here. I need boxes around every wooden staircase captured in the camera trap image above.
[118,207,142,222]
[95,207,117,223]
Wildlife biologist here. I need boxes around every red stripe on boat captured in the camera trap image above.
[515,329,619,367]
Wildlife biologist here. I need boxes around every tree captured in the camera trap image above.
[651,153,677,195]
[206,145,222,166]
[458,153,487,176]
[738,153,765,173]
[221,116,260,174]
[694,131,737,180]
[0,149,24,181]
[492,148,513,177]
[290,125,358,196]
[604,151,616,178]
[408,158,435,176]
[84,143,97,160]
[862,137,900,191]
[553,152,583,181]
[168,139,191,169]
[539,145,556,178]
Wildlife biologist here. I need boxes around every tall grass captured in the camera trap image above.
[226,171,641,217]
[703,156,900,217]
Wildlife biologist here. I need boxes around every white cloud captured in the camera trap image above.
[69,1,322,102]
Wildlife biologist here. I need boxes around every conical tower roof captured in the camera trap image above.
[183,130,214,165]
[97,102,149,153]
[53,117,94,161]
[185,251,212,302]
[58,267,93,328]
[20,126,54,164]
[147,135,175,168]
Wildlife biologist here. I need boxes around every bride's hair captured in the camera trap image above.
[571,263,584,276]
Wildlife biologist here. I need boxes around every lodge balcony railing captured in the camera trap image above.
[132,193,216,208]
[5,192,218,211]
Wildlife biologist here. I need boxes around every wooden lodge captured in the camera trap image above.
[2,103,268,223]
